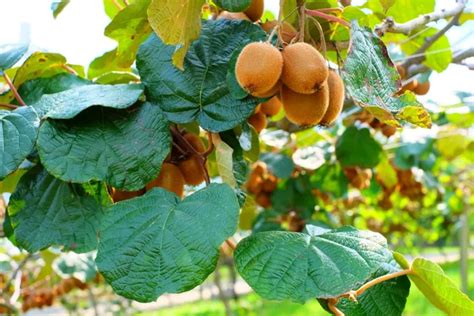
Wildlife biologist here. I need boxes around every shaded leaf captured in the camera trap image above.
[214,0,252,12]
[0,43,28,72]
[336,126,382,168]
[37,102,170,191]
[8,166,104,253]
[88,49,131,79]
[260,153,294,179]
[95,184,239,302]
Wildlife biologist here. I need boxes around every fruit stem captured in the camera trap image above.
[2,72,25,106]
[305,9,350,28]
[327,298,344,316]
[297,0,306,42]
[353,269,412,297]
[61,64,78,75]
[0,103,18,110]
[224,238,236,251]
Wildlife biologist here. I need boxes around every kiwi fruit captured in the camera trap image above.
[146,162,185,197]
[248,111,267,133]
[244,0,264,22]
[178,157,206,186]
[253,161,267,176]
[260,96,282,116]
[396,63,406,79]
[255,192,272,208]
[381,124,397,137]
[414,80,430,95]
[247,172,263,194]
[400,79,418,93]
[236,42,283,96]
[262,174,278,192]
[281,83,329,126]
[252,80,281,98]
[183,133,206,153]
[217,11,251,21]
[261,20,297,44]
[281,42,328,94]
[111,188,145,202]
[320,70,345,125]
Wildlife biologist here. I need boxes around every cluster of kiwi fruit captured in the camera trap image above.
[21,278,87,312]
[245,161,278,208]
[110,131,207,202]
[235,39,345,127]
[216,0,264,22]
[343,167,373,190]
[248,96,282,133]
[396,64,430,96]
[349,109,398,138]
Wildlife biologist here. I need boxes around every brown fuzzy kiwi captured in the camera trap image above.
[183,133,206,153]
[252,161,267,176]
[247,172,263,194]
[396,63,406,79]
[260,96,282,116]
[261,20,297,44]
[111,188,145,202]
[320,70,345,125]
[281,42,328,94]
[381,124,397,138]
[255,192,272,208]
[235,42,283,96]
[281,83,329,126]
[178,157,206,186]
[217,11,251,21]
[146,163,185,197]
[252,80,281,98]
[400,79,418,93]
[414,80,430,95]
[244,0,264,22]
[262,174,278,192]
[248,111,267,132]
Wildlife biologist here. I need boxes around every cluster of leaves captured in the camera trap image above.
[0,0,473,315]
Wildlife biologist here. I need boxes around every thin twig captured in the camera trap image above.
[0,103,18,110]
[3,253,32,293]
[297,0,306,42]
[2,73,25,106]
[409,47,474,76]
[401,12,462,69]
[375,0,467,35]
[328,298,344,316]
[305,9,350,28]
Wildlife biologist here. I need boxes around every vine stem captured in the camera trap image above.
[0,103,18,110]
[111,0,124,10]
[2,73,25,106]
[297,0,306,42]
[225,238,236,251]
[305,9,350,28]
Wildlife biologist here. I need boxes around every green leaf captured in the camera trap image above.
[214,0,252,12]
[336,126,382,168]
[37,102,171,191]
[103,0,134,19]
[235,226,392,303]
[409,257,474,315]
[8,166,104,253]
[0,43,28,72]
[18,73,92,105]
[310,163,348,198]
[137,20,265,132]
[31,83,143,119]
[0,169,27,193]
[95,183,239,302]
[0,107,39,179]
[54,252,97,282]
[147,0,205,69]
[260,153,294,179]
[88,49,131,79]
[51,0,70,18]
[323,261,410,316]
[376,157,397,189]
[342,22,431,128]
[105,0,152,67]
[386,0,434,23]
[94,71,140,84]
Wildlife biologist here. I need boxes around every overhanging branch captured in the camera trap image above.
[409,47,474,76]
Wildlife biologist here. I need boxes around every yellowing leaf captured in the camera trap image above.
[376,158,397,189]
[213,134,238,188]
[147,0,205,69]
[435,134,469,160]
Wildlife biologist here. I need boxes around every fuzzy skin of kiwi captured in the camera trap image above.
[320,70,345,125]
[217,11,251,21]
[252,80,281,98]
[244,0,264,22]
[183,133,206,153]
[248,111,267,133]
[111,188,145,202]
[414,80,430,95]
[236,42,283,96]
[146,162,185,197]
[261,20,297,44]
[178,157,206,186]
[260,96,282,116]
[281,42,328,94]
[281,83,329,126]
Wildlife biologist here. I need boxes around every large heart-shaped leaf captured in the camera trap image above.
[7,166,104,253]
[234,226,392,303]
[37,102,170,191]
[31,83,143,119]
[0,107,39,179]
[95,183,239,302]
[0,43,28,72]
[336,126,383,168]
[343,21,431,128]
[137,19,266,132]
[408,257,474,315]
